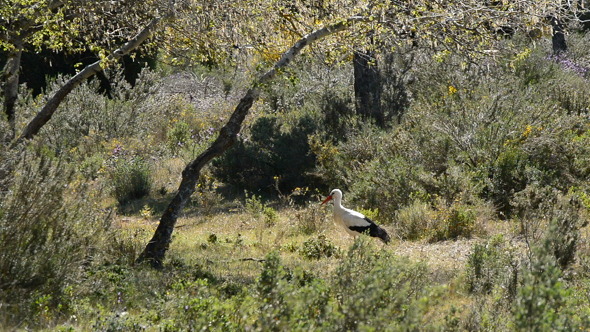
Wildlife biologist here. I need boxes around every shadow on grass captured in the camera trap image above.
[116,189,243,218]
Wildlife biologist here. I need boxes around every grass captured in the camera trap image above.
[30,205,486,330]
[2,168,589,330]
[8,187,586,330]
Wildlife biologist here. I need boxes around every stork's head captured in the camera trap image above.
[321,189,342,205]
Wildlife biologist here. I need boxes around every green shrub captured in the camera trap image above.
[465,235,519,297]
[213,114,320,195]
[394,200,434,240]
[330,237,428,330]
[298,235,339,260]
[244,193,278,227]
[513,186,583,270]
[0,152,110,325]
[78,153,105,180]
[430,202,476,242]
[544,195,583,270]
[484,147,530,218]
[251,251,293,331]
[348,155,428,222]
[513,241,579,331]
[110,156,152,205]
[167,120,192,155]
[40,68,162,153]
[245,239,431,331]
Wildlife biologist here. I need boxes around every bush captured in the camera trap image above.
[40,68,162,153]
[348,155,429,222]
[543,194,583,270]
[487,120,590,219]
[298,235,339,260]
[465,235,519,297]
[513,186,583,270]
[329,238,429,330]
[513,241,581,330]
[110,156,152,205]
[213,114,320,195]
[244,239,431,331]
[167,120,192,155]
[394,200,435,240]
[0,151,110,325]
[293,203,329,235]
[244,193,278,227]
[430,202,477,242]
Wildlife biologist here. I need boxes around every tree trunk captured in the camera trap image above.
[137,16,365,268]
[136,88,258,267]
[2,42,23,141]
[12,17,162,146]
[550,16,567,54]
[353,50,383,127]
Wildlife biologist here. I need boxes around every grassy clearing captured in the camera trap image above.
[6,206,513,330]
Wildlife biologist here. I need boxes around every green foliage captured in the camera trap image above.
[430,202,477,242]
[252,251,291,330]
[78,153,105,180]
[0,151,110,326]
[348,154,429,221]
[110,156,152,205]
[543,194,583,270]
[513,242,578,331]
[244,192,278,227]
[41,68,162,153]
[395,198,484,242]
[214,114,320,195]
[394,200,434,240]
[167,121,192,155]
[330,238,428,330]
[298,235,339,260]
[485,146,529,218]
[245,239,431,331]
[513,187,583,270]
[466,235,518,297]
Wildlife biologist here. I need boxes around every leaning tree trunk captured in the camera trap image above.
[353,50,383,127]
[11,17,162,146]
[2,40,23,141]
[137,16,365,269]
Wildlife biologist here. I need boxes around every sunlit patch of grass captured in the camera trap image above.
[151,157,185,197]
[167,209,340,281]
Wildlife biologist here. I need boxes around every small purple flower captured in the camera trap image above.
[112,145,123,156]
[550,54,589,77]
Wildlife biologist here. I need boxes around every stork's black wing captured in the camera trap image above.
[348,217,391,244]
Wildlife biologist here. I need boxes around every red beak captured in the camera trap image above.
[321,195,333,205]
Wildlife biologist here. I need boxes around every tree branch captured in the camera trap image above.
[11,16,162,147]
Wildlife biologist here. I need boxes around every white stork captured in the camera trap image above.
[321,189,391,244]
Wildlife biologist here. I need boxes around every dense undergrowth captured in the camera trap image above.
[1,32,590,330]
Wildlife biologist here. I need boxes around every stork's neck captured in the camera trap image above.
[332,194,343,210]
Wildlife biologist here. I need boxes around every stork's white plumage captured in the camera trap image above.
[321,189,390,244]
